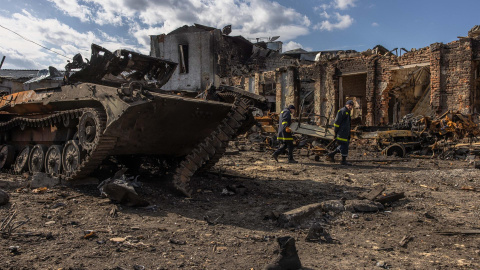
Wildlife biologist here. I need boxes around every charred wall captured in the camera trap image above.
[429,40,474,115]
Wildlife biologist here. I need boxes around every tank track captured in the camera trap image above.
[172,97,252,196]
[0,108,117,180]
[64,108,117,180]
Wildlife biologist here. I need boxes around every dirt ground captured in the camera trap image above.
[1,142,480,270]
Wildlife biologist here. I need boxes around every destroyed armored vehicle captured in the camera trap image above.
[0,44,265,196]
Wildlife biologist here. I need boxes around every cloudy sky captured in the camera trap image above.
[0,0,478,69]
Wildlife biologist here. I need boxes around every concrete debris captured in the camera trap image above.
[98,170,149,207]
[278,198,394,227]
[0,189,9,205]
[305,224,333,243]
[344,200,385,213]
[320,200,345,213]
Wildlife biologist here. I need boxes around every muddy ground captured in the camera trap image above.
[1,142,480,270]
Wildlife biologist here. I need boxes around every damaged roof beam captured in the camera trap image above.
[389,62,430,71]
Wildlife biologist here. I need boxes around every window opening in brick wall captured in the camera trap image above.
[178,44,189,73]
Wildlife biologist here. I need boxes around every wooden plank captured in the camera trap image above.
[358,185,385,201]
[375,192,405,204]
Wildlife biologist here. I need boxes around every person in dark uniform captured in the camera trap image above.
[326,100,354,165]
[272,105,298,163]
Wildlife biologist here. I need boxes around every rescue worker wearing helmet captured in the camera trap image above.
[272,105,298,164]
[326,100,354,166]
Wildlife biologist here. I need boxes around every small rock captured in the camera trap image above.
[45,221,56,225]
[352,214,359,219]
[45,232,54,240]
[169,238,186,245]
[98,172,149,207]
[8,246,19,254]
[221,188,234,196]
[0,189,9,205]
[305,224,333,243]
[50,202,66,209]
[30,172,61,188]
[110,237,126,243]
[376,260,389,268]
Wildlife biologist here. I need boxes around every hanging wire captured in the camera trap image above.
[0,24,72,60]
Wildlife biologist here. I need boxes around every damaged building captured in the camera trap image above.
[151,24,480,127]
[0,67,64,94]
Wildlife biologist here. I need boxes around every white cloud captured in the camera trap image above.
[283,41,304,52]
[0,10,137,69]
[49,0,311,42]
[320,11,331,19]
[372,22,379,27]
[334,0,356,10]
[314,13,354,31]
[47,0,92,22]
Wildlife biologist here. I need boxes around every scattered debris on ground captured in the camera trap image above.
[1,145,480,269]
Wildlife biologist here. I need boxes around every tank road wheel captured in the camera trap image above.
[62,140,82,176]
[14,146,31,174]
[45,145,63,176]
[28,144,48,173]
[382,143,406,158]
[0,145,15,169]
[78,110,102,151]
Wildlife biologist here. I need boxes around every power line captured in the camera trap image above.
[0,24,72,60]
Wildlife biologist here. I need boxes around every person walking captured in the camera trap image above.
[272,105,298,163]
[326,100,354,165]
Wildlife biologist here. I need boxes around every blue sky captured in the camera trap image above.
[0,0,478,70]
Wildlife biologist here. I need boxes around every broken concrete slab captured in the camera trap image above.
[0,189,9,205]
[344,200,384,212]
[30,173,62,188]
[277,203,322,227]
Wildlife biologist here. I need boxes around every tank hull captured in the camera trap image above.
[0,44,265,196]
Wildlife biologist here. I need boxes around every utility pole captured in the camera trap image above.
[0,56,5,70]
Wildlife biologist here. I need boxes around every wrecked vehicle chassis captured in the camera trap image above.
[0,84,251,196]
